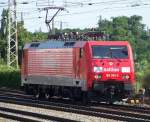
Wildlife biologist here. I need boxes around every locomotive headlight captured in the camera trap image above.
[94,67,103,73]
[122,75,130,79]
[121,67,130,73]
[94,74,102,79]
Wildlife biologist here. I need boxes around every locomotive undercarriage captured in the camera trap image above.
[90,81,133,103]
[24,81,133,104]
[24,84,85,101]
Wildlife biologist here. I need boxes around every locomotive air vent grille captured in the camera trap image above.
[64,42,75,47]
[30,43,40,48]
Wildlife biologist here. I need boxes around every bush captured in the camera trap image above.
[0,65,21,88]
[143,70,150,88]
[135,62,150,90]
[135,72,143,91]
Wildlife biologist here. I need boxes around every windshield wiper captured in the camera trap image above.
[111,55,121,62]
[105,50,121,62]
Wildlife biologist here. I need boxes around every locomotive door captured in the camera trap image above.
[75,48,84,79]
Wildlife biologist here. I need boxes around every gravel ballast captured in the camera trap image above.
[0,102,121,122]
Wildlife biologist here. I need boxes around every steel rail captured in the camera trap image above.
[0,112,40,122]
[0,106,78,122]
[90,102,150,114]
[0,90,149,114]
[0,88,150,121]
[0,88,149,112]
[0,96,149,122]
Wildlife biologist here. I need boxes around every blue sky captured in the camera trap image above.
[0,0,150,32]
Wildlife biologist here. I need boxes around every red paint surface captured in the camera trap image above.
[22,41,135,90]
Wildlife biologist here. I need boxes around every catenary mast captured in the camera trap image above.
[7,0,18,68]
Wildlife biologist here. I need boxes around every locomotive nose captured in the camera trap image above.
[92,58,132,82]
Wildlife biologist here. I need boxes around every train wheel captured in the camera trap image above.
[106,98,114,104]
[24,85,33,95]
[45,93,50,100]
[82,92,88,105]
[35,93,40,99]
[33,86,40,99]
[73,88,82,101]
[44,88,50,100]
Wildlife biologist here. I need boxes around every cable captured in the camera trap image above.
[35,0,133,7]
[57,3,150,16]
[21,2,150,21]
[1,0,150,24]
[0,5,8,8]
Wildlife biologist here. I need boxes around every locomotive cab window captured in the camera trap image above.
[92,45,128,59]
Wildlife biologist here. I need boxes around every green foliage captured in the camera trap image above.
[142,64,150,88]
[135,71,143,91]
[0,9,8,59]
[17,22,47,47]
[0,65,20,88]
[32,31,47,41]
[135,60,150,89]
[143,71,150,88]
[0,9,8,38]
[98,19,113,35]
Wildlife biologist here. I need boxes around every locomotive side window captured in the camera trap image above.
[92,46,128,59]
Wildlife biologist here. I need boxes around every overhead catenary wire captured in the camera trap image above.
[15,0,150,15]
[13,0,150,29]
[21,2,150,21]
[1,0,150,32]
[16,0,150,12]
[35,0,146,8]
[52,3,150,16]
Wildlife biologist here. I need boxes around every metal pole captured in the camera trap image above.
[7,0,18,68]
[52,18,55,34]
[7,0,11,67]
[60,21,62,32]
[14,0,18,68]
[43,7,64,34]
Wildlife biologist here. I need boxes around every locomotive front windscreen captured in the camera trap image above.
[92,45,128,59]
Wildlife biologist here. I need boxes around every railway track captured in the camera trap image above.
[91,102,150,114]
[0,106,78,122]
[0,88,150,122]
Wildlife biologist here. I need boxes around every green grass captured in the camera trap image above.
[0,65,21,88]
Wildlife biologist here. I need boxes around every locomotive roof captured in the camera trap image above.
[24,40,82,49]
[87,41,130,45]
[24,40,130,49]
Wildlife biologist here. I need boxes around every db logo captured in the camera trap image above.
[109,62,113,66]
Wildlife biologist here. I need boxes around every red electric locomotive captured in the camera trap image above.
[21,40,135,103]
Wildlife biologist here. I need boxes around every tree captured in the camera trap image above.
[142,64,150,88]
[0,9,8,60]
[0,9,8,38]
[98,19,113,35]
[128,15,144,40]
[17,22,33,47]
